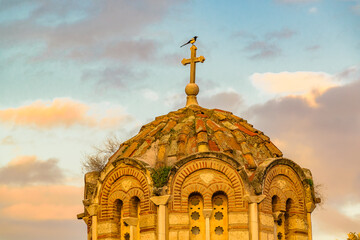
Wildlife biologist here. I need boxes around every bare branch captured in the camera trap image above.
[82,135,122,173]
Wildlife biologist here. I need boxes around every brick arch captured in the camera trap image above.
[99,166,152,220]
[124,188,146,216]
[207,183,236,210]
[284,191,301,214]
[261,165,305,214]
[109,190,128,203]
[170,159,245,212]
[263,187,287,212]
[107,190,127,220]
[181,183,211,211]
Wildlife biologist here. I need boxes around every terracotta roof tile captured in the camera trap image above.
[111,105,282,169]
[196,131,208,144]
[208,139,220,151]
[265,142,283,157]
[206,119,222,132]
[161,120,177,134]
[235,123,257,136]
[133,141,151,157]
[221,120,237,130]
[213,111,227,121]
[244,154,257,169]
[122,142,138,158]
[195,119,206,133]
[214,131,231,151]
[186,136,197,155]
[148,122,167,137]
[232,130,246,142]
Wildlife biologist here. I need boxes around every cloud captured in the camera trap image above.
[0,219,85,240]
[250,71,338,107]
[247,78,360,238]
[244,41,282,60]
[241,28,295,60]
[336,65,360,82]
[0,98,133,129]
[265,28,296,40]
[305,44,320,51]
[309,7,318,13]
[1,136,16,145]
[232,30,257,40]
[165,89,244,113]
[0,184,83,220]
[313,204,360,239]
[200,90,244,113]
[0,0,182,63]
[142,89,159,101]
[247,79,360,200]
[0,156,64,185]
[82,66,146,90]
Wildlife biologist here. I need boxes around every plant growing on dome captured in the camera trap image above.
[82,135,121,173]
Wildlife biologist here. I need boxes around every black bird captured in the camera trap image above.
[180,36,198,48]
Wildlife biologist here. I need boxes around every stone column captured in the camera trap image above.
[151,195,171,240]
[306,202,316,240]
[203,209,213,240]
[86,204,99,240]
[123,217,139,240]
[244,195,266,240]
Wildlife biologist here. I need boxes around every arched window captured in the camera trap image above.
[128,196,140,240]
[285,198,294,239]
[113,200,125,239]
[189,193,205,240]
[211,192,228,240]
[272,195,285,240]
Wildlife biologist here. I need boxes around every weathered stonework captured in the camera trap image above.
[78,104,319,240]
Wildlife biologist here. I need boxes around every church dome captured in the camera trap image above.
[109,104,282,169]
[80,43,319,240]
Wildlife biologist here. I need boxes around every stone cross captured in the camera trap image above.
[181,45,205,107]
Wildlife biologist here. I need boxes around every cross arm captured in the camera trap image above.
[181,56,206,66]
[181,58,191,65]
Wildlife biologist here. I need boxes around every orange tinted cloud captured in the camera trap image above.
[0,98,132,128]
[0,185,83,220]
[251,71,338,107]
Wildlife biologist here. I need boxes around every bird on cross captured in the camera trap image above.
[180,36,198,48]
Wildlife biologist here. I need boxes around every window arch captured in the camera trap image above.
[189,193,205,240]
[272,195,285,240]
[211,192,228,240]
[127,196,140,240]
[285,198,295,239]
[113,199,128,240]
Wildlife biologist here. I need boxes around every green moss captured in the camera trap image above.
[305,179,314,187]
[151,166,172,189]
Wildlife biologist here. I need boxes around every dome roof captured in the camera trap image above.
[109,105,282,170]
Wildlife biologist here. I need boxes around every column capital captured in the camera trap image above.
[150,195,171,206]
[306,202,316,213]
[86,204,98,216]
[203,209,213,218]
[244,194,266,204]
[123,217,138,226]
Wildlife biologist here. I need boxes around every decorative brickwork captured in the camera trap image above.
[99,166,153,220]
[261,165,305,215]
[170,158,245,212]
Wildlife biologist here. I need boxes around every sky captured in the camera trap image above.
[0,0,359,239]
